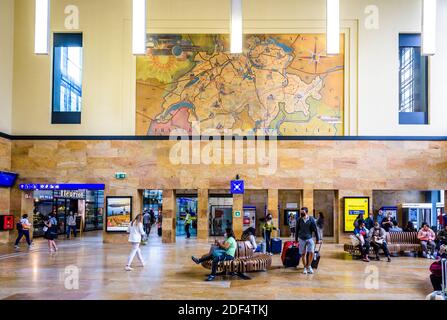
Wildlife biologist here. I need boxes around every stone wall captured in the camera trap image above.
[0,137,11,243]
[7,139,447,243]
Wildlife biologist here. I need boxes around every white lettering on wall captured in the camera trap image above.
[364,5,380,30]
[64,5,80,30]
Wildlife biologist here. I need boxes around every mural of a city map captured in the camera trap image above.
[136,34,344,136]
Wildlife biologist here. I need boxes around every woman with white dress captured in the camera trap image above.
[125,214,146,271]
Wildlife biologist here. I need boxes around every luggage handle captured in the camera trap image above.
[315,242,323,253]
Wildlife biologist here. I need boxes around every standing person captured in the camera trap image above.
[185,210,193,239]
[125,214,146,271]
[157,210,163,237]
[369,222,391,262]
[381,213,396,232]
[418,222,436,259]
[289,213,296,239]
[142,210,151,235]
[354,220,370,262]
[44,213,58,253]
[149,209,156,234]
[364,213,374,230]
[191,227,237,281]
[316,212,325,241]
[377,209,386,225]
[295,207,321,274]
[262,214,277,256]
[66,211,77,239]
[14,214,33,249]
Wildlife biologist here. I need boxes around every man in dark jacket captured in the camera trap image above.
[295,207,321,274]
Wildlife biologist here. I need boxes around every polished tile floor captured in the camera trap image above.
[0,232,434,300]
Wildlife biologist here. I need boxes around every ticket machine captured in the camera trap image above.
[401,203,444,229]
[243,206,256,231]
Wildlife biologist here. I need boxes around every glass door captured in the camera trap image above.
[54,199,67,235]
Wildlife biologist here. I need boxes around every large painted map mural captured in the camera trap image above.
[136,34,344,136]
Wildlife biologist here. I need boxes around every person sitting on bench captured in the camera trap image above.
[192,227,237,281]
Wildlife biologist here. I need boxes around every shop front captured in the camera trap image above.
[20,184,105,237]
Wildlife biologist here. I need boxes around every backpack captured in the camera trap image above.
[16,222,23,231]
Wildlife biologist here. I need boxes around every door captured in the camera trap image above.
[209,205,233,236]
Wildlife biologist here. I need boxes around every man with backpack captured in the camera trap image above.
[295,207,321,274]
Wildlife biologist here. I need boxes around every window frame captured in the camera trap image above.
[51,33,83,124]
[398,33,429,125]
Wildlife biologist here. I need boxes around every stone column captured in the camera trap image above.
[267,189,279,236]
[233,194,243,239]
[303,189,314,216]
[197,189,209,240]
[162,189,176,244]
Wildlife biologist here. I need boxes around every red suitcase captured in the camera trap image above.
[281,241,299,265]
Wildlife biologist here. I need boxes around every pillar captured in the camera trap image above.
[267,189,279,236]
[303,189,314,216]
[197,189,209,240]
[162,189,176,243]
[233,194,243,239]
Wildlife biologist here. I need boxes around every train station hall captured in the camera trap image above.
[0,0,447,305]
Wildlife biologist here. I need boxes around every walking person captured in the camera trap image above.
[289,213,296,239]
[296,207,321,274]
[66,211,77,239]
[125,214,146,271]
[185,210,193,239]
[316,212,325,241]
[143,210,151,235]
[43,213,58,253]
[262,214,277,256]
[14,214,33,249]
[369,222,391,262]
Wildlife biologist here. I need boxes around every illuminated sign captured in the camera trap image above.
[19,184,105,191]
[344,197,370,232]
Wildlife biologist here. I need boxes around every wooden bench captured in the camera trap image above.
[344,232,421,256]
[201,241,272,279]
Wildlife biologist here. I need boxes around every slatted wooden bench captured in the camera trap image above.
[344,232,421,256]
[201,240,272,279]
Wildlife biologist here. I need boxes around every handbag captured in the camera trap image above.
[350,235,360,246]
[42,226,48,232]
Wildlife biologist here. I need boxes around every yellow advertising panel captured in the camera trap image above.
[344,197,370,232]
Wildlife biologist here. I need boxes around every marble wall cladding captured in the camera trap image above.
[10,140,447,190]
[0,137,11,243]
[6,139,447,243]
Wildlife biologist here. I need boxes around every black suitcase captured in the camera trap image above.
[311,243,322,269]
[284,246,301,268]
[157,227,162,237]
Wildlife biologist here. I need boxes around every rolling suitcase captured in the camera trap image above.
[271,238,282,254]
[282,241,300,268]
[311,243,322,269]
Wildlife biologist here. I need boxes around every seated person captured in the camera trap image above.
[364,213,375,231]
[380,213,396,232]
[389,221,403,232]
[429,245,447,291]
[369,222,391,262]
[191,228,237,281]
[418,223,437,259]
[436,224,447,250]
[354,220,370,262]
[241,227,257,253]
[404,221,416,232]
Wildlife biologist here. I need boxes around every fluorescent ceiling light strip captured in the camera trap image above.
[34,0,50,54]
[132,0,147,55]
[230,0,243,54]
[326,0,340,55]
[422,0,437,56]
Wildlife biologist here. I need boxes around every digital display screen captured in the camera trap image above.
[0,171,18,188]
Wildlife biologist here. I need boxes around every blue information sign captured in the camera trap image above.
[230,180,244,194]
[19,184,105,191]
